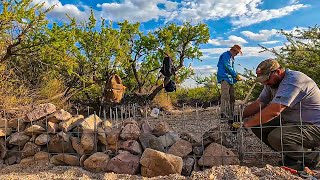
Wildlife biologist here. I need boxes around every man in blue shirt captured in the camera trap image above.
[217,44,242,118]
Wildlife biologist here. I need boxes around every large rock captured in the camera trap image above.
[80,114,102,130]
[97,127,107,145]
[24,125,45,135]
[106,151,140,175]
[198,142,240,167]
[48,132,74,153]
[70,136,85,156]
[1,118,26,130]
[34,151,51,161]
[49,109,72,123]
[158,131,180,147]
[180,132,205,146]
[141,122,152,134]
[47,121,59,134]
[83,152,110,172]
[21,142,41,158]
[81,129,95,153]
[152,121,170,136]
[140,148,183,177]
[106,128,121,145]
[120,140,142,155]
[0,128,12,137]
[60,115,84,132]
[8,132,30,146]
[139,133,164,152]
[0,139,7,159]
[24,103,56,122]
[120,123,141,140]
[35,134,51,146]
[168,140,192,158]
[50,154,79,166]
[182,157,195,176]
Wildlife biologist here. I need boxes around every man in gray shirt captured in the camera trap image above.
[242,59,320,170]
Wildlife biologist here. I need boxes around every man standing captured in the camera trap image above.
[217,44,242,118]
[242,59,320,170]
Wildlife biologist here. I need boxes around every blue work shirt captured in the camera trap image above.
[217,51,238,84]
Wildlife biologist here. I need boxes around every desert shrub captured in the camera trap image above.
[0,64,32,109]
[170,86,220,107]
[152,91,173,110]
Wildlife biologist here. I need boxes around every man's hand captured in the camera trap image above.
[236,74,242,81]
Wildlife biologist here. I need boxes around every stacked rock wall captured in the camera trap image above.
[0,103,240,177]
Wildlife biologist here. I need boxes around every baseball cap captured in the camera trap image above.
[256,59,281,83]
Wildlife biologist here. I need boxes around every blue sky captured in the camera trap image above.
[32,0,320,87]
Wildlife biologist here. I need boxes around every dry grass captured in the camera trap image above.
[0,64,32,110]
[152,91,173,110]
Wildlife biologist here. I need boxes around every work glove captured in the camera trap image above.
[236,74,242,81]
[231,122,243,129]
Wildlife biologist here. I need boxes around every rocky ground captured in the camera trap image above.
[0,160,304,179]
[0,105,318,179]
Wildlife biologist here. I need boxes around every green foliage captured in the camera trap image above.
[261,26,320,85]
[170,86,219,106]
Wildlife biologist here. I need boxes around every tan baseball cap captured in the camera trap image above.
[256,59,281,83]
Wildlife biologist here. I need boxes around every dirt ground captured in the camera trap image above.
[0,106,309,179]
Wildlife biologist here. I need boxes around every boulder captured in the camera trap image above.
[139,133,164,152]
[35,134,51,146]
[24,103,56,122]
[48,132,74,153]
[140,148,183,177]
[152,121,170,136]
[106,151,140,175]
[80,114,102,130]
[51,154,79,166]
[24,125,45,135]
[60,115,84,132]
[120,140,142,155]
[21,142,41,158]
[8,132,30,146]
[120,123,141,140]
[168,140,192,158]
[182,157,195,176]
[83,152,109,172]
[198,142,240,167]
[158,131,180,147]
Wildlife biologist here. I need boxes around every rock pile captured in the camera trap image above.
[0,103,240,177]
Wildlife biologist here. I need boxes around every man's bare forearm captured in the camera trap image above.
[243,100,265,118]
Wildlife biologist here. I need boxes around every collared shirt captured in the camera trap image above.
[217,51,238,84]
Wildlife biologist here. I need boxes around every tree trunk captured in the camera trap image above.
[147,77,170,101]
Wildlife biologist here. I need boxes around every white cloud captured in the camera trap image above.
[33,0,308,28]
[232,4,308,27]
[164,1,179,11]
[208,35,247,46]
[192,65,217,74]
[167,0,307,27]
[241,29,278,41]
[99,0,172,22]
[201,46,282,58]
[32,0,91,22]
[289,0,300,5]
[260,40,280,45]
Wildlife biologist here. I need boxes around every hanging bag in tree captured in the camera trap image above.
[164,79,176,92]
[105,74,126,103]
[160,56,176,77]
